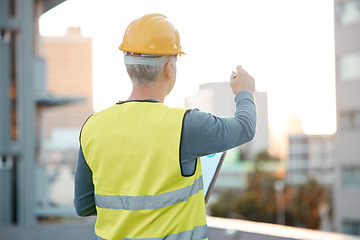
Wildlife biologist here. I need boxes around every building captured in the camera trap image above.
[0,0,93,223]
[333,0,360,235]
[42,27,93,152]
[37,27,93,207]
[0,0,70,226]
[286,134,334,185]
[185,82,269,160]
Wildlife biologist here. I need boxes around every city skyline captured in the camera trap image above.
[39,0,336,137]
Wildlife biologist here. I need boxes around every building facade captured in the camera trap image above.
[41,27,93,154]
[334,0,360,235]
[287,134,334,185]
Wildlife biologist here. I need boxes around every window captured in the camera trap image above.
[336,0,360,25]
[343,220,360,236]
[339,50,360,81]
[356,111,360,129]
[340,110,360,132]
[342,166,360,190]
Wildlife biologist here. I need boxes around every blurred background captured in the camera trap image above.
[0,0,359,239]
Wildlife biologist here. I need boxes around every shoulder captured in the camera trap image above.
[80,105,117,134]
[183,108,217,132]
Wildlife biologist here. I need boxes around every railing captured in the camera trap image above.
[1,215,360,240]
[207,216,360,240]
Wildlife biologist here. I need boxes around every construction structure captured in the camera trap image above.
[0,0,75,225]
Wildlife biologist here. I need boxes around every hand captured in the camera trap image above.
[230,65,255,94]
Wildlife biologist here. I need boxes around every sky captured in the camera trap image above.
[39,0,336,138]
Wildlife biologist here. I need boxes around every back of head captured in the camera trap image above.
[119,14,184,86]
[124,53,175,86]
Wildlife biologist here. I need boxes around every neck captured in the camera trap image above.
[127,84,167,103]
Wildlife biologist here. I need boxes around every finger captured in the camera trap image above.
[236,65,243,71]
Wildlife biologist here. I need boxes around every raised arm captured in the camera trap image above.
[181,65,256,160]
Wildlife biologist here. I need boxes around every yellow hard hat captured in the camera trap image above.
[119,14,185,55]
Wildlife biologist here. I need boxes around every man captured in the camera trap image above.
[74,14,256,240]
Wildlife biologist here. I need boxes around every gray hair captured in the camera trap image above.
[124,53,176,86]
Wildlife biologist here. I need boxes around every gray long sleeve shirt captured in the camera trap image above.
[74,91,256,216]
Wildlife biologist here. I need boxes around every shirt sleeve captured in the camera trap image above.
[181,91,256,161]
[74,146,97,216]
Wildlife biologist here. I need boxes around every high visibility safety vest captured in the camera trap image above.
[80,101,208,240]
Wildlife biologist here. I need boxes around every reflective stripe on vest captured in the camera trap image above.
[95,224,208,240]
[95,175,203,211]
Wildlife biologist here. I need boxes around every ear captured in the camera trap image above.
[164,61,172,81]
